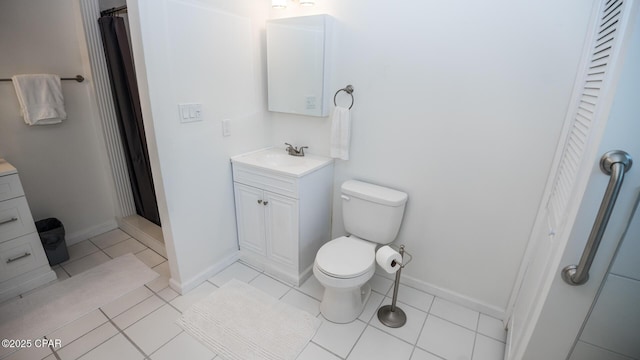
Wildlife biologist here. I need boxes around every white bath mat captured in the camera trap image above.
[0,253,158,343]
[177,279,321,360]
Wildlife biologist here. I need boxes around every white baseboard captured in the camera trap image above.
[65,219,119,246]
[375,269,507,320]
[169,251,240,295]
[117,215,166,257]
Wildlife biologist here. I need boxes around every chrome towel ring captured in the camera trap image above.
[333,85,354,109]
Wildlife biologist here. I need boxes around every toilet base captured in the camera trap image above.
[320,283,371,324]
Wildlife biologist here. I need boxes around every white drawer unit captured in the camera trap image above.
[0,233,49,282]
[0,174,25,202]
[0,160,56,302]
[0,197,37,243]
[231,148,333,286]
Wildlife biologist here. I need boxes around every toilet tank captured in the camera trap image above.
[341,180,408,244]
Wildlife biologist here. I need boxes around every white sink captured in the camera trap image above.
[231,148,333,177]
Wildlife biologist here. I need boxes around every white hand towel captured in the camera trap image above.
[330,106,351,160]
[11,74,67,126]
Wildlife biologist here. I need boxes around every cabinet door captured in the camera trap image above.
[264,191,298,269]
[234,184,266,255]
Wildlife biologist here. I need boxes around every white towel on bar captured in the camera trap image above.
[12,74,67,125]
[330,106,351,160]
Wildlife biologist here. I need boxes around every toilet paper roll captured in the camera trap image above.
[376,246,402,274]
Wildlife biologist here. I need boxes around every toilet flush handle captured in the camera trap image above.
[341,195,350,201]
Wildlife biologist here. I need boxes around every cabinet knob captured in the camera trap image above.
[257,199,263,204]
[263,201,269,206]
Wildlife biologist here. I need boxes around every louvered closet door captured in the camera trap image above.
[547,0,626,233]
[505,0,638,359]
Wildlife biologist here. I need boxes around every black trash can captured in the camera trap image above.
[35,218,69,266]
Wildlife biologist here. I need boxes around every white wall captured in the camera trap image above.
[127,0,272,292]
[0,0,118,243]
[269,1,596,313]
[128,0,596,313]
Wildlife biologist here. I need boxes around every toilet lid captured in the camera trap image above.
[316,236,375,279]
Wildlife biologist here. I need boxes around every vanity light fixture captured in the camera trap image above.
[272,0,315,8]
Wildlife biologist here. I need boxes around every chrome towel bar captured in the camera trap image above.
[561,150,632,286]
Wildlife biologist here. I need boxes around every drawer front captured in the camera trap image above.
[0,197,36,243]
[233,165,298,198]
[0,232,49,282]
[0,174,25,202]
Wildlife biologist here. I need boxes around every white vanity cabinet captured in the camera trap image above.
[231,148,333,286]
[0,160,56,302]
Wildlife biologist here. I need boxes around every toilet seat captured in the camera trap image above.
[315,236,376,279]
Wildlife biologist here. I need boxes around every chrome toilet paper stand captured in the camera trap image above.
[377,244,413,328]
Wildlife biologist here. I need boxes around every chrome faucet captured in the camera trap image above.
[284,143,308,157]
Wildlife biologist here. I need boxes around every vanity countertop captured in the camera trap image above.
[0,159,17,177]
[231,147,333,177]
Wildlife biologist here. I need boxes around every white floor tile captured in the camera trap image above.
[135,248,166,268]
[53,265,70,281]
[249,274,291,299]
[112,295,165,329]
[1,345,53,360]
[47,309,108,346]
[472,334,506,360]
[411,348,444,360]
[359,291,385,322]
[477,314,507,343]
[207,262,261,286]
[77,333,143,360]
[347,326,413,360]
[152,261,171,278]
[150,331,216,360]
[170,281,217,313]
[430,297,479,331]
[102,238,147,259]
[61,251,111,276]
[281,289,321,316]
[100,286,154,319]
[56,322,119,359]
[124,304,183,355]
[157,287,179,302]
[417,315,475,360]
[298,275,325,301]
[297,342,341,360]
[146,276,170,293]
[370,299,428,344]
[393,284,435,312]
[65,240,100,262]
[312,318,366,358]
[90,229,131,249]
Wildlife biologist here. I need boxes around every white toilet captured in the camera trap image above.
[313,180,408,323]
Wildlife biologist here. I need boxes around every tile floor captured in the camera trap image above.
[2,229,507,360]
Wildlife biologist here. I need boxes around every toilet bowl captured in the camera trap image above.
[313,236,376,323]
[314,180,408,323]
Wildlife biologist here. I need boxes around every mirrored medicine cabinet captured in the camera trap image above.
[266,14,333,117]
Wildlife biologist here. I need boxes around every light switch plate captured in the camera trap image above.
[178,103,203,123]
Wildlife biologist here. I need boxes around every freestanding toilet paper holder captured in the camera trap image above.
[377,244,413,328]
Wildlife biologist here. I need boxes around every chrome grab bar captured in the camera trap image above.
[562,150,632,286]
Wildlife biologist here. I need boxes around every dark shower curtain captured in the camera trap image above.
[98,16,161,226]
